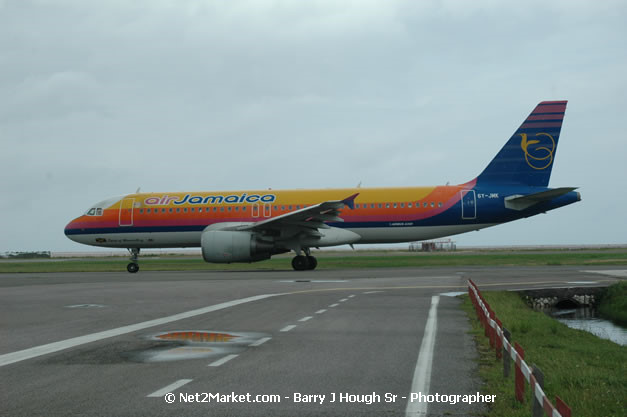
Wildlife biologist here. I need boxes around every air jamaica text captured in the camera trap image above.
[144,193,276,206]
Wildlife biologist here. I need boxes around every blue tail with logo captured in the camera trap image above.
[477,101,567,187]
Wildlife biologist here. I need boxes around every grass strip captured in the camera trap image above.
[1,251,627,273]
[598,281,627,326]
[461,291,626,417]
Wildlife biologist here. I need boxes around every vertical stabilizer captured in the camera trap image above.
[477,101,567,187]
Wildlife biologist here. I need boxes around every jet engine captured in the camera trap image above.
[201,230,273,263]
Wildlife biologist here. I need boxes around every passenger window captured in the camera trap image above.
[213,207,217,212]
[288,206,292,210]
[191,208,195,212]
[220,207,224,212]
[371,204,375,208]
[378,203,382,208]
[147,209,151,213]
[400,203,404,208]
[198,207,202,212]
[228,207,232,212]
[162,208,166,213]
[139,209,144,214]
[169,208,173,213]
[393,203,397,208]
[296,205,300,209]
[423,202,427,208]
[438,202,442,207]
[176,208,180,213]
[242,207,246,211]
[408,203,412,208]
[183,208,187,213]
[431,202,435,207]
[235,207,239,212]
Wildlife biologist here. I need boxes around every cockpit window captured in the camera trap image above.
[84,195,123,216]
[85,207,104,216]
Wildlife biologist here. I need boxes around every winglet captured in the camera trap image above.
[342,193,359,210]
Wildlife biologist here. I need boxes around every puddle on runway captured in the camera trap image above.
[131,331,270,362]
[65,304,106,308]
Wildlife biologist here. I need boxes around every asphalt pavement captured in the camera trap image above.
[0,266,622,416]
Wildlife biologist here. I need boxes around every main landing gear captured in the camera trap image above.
[291,248,318,271]
[291,255,317,271]
[127,248,140,273]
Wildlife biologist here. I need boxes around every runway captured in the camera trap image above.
[0,266,622,416]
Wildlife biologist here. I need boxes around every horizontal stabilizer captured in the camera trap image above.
[504,187,577,211]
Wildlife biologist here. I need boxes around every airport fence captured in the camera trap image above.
[467,279,572,417]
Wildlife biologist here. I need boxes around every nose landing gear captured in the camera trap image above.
[127,248,140,273]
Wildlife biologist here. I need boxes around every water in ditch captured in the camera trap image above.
[550,307,627,346]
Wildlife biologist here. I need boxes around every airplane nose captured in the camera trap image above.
[64,219,79,241]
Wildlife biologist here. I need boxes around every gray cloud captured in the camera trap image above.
[1,0,626,251]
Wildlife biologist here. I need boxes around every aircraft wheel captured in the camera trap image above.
[306,256,317,270]
[127,262,139,273]
[291,255,309,271]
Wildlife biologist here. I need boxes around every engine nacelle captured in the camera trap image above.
[201,230,272,263]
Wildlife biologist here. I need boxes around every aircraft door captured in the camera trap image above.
[119,198,135,226]
[252,203,260,218]
[461,190,476,220]
[263,203,271,218]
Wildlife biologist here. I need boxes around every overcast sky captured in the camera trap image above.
[1,0,626,253]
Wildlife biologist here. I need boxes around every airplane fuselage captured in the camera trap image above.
[65,182,580,249]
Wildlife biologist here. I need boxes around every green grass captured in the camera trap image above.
[1,251,627,273]
[461,291,627,417]
[598,281,627,326]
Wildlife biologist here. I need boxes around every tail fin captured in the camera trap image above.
[476,100,567,187]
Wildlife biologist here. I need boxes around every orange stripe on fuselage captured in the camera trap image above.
[73,184,471,228]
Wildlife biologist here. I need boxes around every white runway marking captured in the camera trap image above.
[249,337,272,347]
[329,303,339,308]
[147,379,193,397]
[298,316,313,322]
[209,354,239,367]
[406,295,440,417]
[0,293,280,367]
[439,291,466,297]
[348,295,356,298]
[339,298,348,302]
[363,291,383,294]
[315,309,327,314]
[280,325,297,332]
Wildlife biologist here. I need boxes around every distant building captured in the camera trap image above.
[409,239,456,252]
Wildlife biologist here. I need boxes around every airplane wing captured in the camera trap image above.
[504,187,577,211]
[241,193,359,240]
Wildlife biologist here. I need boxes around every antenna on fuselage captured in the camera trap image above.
[136,187,141,193]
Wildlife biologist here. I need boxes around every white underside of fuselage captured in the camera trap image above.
[72,223,497,249]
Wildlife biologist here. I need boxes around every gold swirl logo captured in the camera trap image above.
[520,132,555,170]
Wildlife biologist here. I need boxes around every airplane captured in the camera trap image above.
[65,100,580,272]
